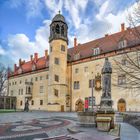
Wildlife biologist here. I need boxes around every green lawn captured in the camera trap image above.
[0,109,16,113]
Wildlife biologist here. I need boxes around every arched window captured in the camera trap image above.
[55,24,60,34]
[61,25,64,36]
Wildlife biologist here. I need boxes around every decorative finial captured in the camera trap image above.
[58,10,60,14]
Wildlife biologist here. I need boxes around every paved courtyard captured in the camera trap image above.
[0,111,139,140]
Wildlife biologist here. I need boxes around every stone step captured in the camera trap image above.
[38,135,78,140]
[115,115,124,122]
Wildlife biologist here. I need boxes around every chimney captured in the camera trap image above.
[19,58,22,66]
[45,50,48,58]
[22,60,25,64]
[105,34,109,37]
[30,55,33,61]
[14,64,17,72]
[121,23,125,32]
[74,37,77,47]
[34,53,38,62]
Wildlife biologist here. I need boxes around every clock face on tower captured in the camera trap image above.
[95,73,102,91]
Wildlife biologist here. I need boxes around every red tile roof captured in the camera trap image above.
[9,26,140,77]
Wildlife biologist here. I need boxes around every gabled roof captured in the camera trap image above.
[9,26,140,77]
[68,26,140,61]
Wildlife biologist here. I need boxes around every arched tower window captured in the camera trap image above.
[55,24,60,34]
[61,25,64,36]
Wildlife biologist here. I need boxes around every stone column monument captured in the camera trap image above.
[100,57,113,111]
[96,58,115,131]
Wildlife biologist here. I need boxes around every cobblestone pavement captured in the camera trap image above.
[0,111,77,140]
[0,111,138,140]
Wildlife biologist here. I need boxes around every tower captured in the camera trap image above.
[48,12,68,111]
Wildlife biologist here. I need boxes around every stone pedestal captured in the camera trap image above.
[77,112,96,127]
[96,110,115,129]
[96,117,111,131]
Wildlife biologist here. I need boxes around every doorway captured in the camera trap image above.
[118,98,126,112]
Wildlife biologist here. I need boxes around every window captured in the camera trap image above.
[50,46,52,52]
[40,76,42,80]
[35,77,38,81]
[20,101,22,106]
[40,86,44,93]
[55,75,59,82]
[20,80,22,84]
[9,83,11,86]
[74,53,80,60]
[32,64,36,70]
[11,90,13,96]
[54,89,59,97]
[40,100,43,105]
[19,89,20,95]
[15,81,17,85]
[61,26,64,36]
[84,67,88,72]
[31,100,34,105]
[55,57,59,65]
[46,75,49,79]
[118,75,126,85]
[74,81,80,89]
[75,68,79,73]
[12,82,14,85]
[56,24,60,34]
[21,89,23,95]
[89,79,95,88]
[118,40,127,49]
[26,87,30,94]
[61,45,65,52]
[93,48,100,55]
[121,59,127,65]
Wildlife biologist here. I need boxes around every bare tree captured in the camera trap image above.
[128,0,140,38]
[0,64,8,96]
[112,0,140,91]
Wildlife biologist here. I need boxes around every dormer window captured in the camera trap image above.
[93,48,100,55]
[32,64,36,71]
[18,68,22,74]
[118,40,127,49]
[74,53,80,60]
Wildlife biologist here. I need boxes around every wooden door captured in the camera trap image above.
[118,99,126,112]
[61,105,64,112]
[77,102,84,112]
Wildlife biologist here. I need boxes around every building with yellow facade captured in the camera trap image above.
[8,13,140,112]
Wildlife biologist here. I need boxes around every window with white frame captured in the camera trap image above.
[75,68,79,73]
[93,48,100,55]
[118,75,126,85]
[40,86,44,93]
[74,81,80,89]
[74,53,80,60]
[84,66,88,72]
[118,40,127,49]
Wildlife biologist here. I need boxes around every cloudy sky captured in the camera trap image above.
[0,0,137,68]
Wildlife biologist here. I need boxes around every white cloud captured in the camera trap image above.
[25,0,43,19]
[0,45,5,55]
[44,0,63,18]
[96,0,109,20]
[6,19,51,64]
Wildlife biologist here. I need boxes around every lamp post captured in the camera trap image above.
[91,78,95,112]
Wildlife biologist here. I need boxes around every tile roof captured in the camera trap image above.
[9,26,140,77]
